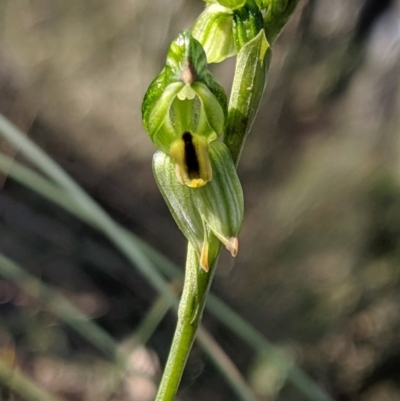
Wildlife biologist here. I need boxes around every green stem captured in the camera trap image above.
[155,244,217,401]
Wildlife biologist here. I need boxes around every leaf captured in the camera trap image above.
[225,29,271,164]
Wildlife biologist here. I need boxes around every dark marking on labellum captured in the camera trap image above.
[182,132,200,178]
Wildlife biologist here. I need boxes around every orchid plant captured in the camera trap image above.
[142,1,300,399]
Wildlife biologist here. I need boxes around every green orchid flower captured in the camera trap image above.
[142,30,227,187]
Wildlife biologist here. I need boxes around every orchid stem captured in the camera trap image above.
[155,244,219,401]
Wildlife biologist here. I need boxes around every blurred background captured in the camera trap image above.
[1,0,400,400]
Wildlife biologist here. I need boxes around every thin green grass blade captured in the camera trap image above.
[0,153,96,225]
[0,252,167,390]
[101,293,172,401]
[197,327,258,401]
[0,114,177,308]
[0,253,118,359]
[205,296,334,401]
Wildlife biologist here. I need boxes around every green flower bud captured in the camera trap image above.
[192,5,236,63]
[232,0,264,51]
[142,30,228,186]
[153,141,244,271]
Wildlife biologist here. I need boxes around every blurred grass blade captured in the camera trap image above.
[197,327,257,401]
[0,253,119,359]
[0,113,178,308]
[0,153,97,225]
[0,151,181,288]
[0,252,165,390]
[206,296,334,401]
[102,292,173,401]
[0,358,63,401]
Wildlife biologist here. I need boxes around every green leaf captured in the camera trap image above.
[225,29,271,164]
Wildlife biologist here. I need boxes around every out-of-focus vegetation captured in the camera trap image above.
[1,0,400,400]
